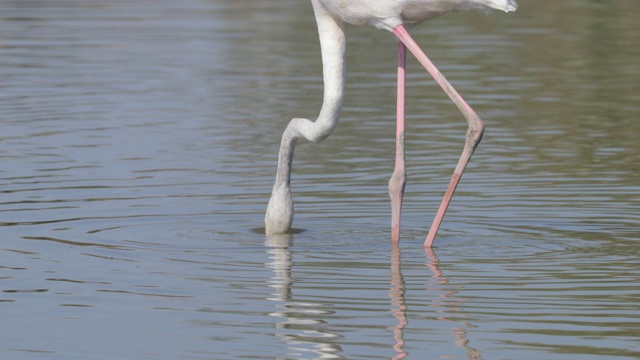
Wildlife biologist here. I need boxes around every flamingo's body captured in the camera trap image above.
[265,0,517,247]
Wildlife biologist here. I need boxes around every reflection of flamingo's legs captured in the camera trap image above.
[390,244,408,359]
[424,248,481,359]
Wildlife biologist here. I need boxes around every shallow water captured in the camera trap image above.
[1,0,639,359]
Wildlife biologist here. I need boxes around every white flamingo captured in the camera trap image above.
[265,0,518,247]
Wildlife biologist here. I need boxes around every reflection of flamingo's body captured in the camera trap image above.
[265,0,518,247]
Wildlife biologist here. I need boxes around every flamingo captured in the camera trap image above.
[265,0,518,247]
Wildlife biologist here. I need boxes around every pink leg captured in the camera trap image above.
[393,25,485,248]
[389,41,407,244]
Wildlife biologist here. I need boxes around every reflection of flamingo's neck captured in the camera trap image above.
[264,238,342,358]
[265,236,293,302]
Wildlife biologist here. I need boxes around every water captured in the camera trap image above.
[1,0,639,359]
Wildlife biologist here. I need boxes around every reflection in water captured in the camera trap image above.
[390,246,480,360]
[423,249,480,360]
[265,235,343,359]
[389,245,408,359]
[265,238,483,359]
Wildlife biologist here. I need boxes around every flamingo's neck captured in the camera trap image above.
[273,1,347,188]
[265,1,348,235]
[314,0,347,133]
